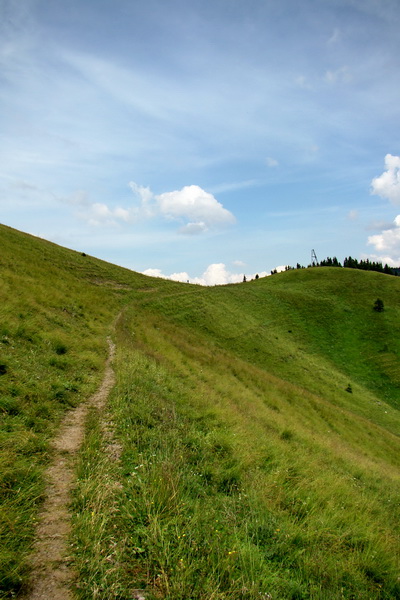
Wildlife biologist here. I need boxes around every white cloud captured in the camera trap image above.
[72,181,235,232]
[233,260,246,267]
[367,156,400,264]
[209,180,259,194]
[129,182,154,205]
[199,263,241,286]
[143,268,191,282]
[80,202,133,226]
[179,222,208,235]
[129,181,236,233]
[168,271,191,283]
[155,185,235,233]
[142,268,164,278]
[142,263,267,286]
[365,253,399,268]
[371,154,400,205]
[367,215,400,265]
[367,219,395,231]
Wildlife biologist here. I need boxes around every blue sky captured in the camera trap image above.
[1,0,400,284]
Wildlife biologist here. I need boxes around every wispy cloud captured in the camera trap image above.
[327,28,341,46]
[77,203,133,227]
[209,180,259,194]
[325,66,352,85]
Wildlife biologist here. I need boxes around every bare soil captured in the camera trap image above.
[23,339,116,600]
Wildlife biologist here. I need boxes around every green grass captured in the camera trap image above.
[0,224,399,599]
[71,405,128,599]
[0,224,164,595]
[72,304,400,598]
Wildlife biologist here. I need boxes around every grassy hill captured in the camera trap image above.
[0,224,399,599]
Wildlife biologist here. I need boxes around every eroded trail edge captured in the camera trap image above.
[25,339,116,600]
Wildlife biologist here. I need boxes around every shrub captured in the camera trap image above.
[280,429,294,441]
[0,363,8,375]
[54,342,68,355]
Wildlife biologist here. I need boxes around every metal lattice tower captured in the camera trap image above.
[311,249,318,266]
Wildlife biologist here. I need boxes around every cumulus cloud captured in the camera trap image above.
[141,268,164,278]
[366,219,395,231]
[371,154,400,205]
[72,181,235,232]
[199,263,242,286]
[367,215,400,266]
[364,157,400,265]
[142,263,267,286]
[155,185,235,232]
[179,222,208,235]
[127,181,235,234]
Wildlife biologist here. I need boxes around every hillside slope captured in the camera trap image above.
[134,266,400,408]
[0,224,168,594]
[0,224,399,600]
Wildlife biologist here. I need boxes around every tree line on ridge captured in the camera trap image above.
[269,256,400,276]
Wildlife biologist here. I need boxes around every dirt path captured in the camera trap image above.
[23,339,116,600]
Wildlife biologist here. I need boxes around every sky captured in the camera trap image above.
[1,0,400,285]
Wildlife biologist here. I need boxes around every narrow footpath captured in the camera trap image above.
[24,339,116,600]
